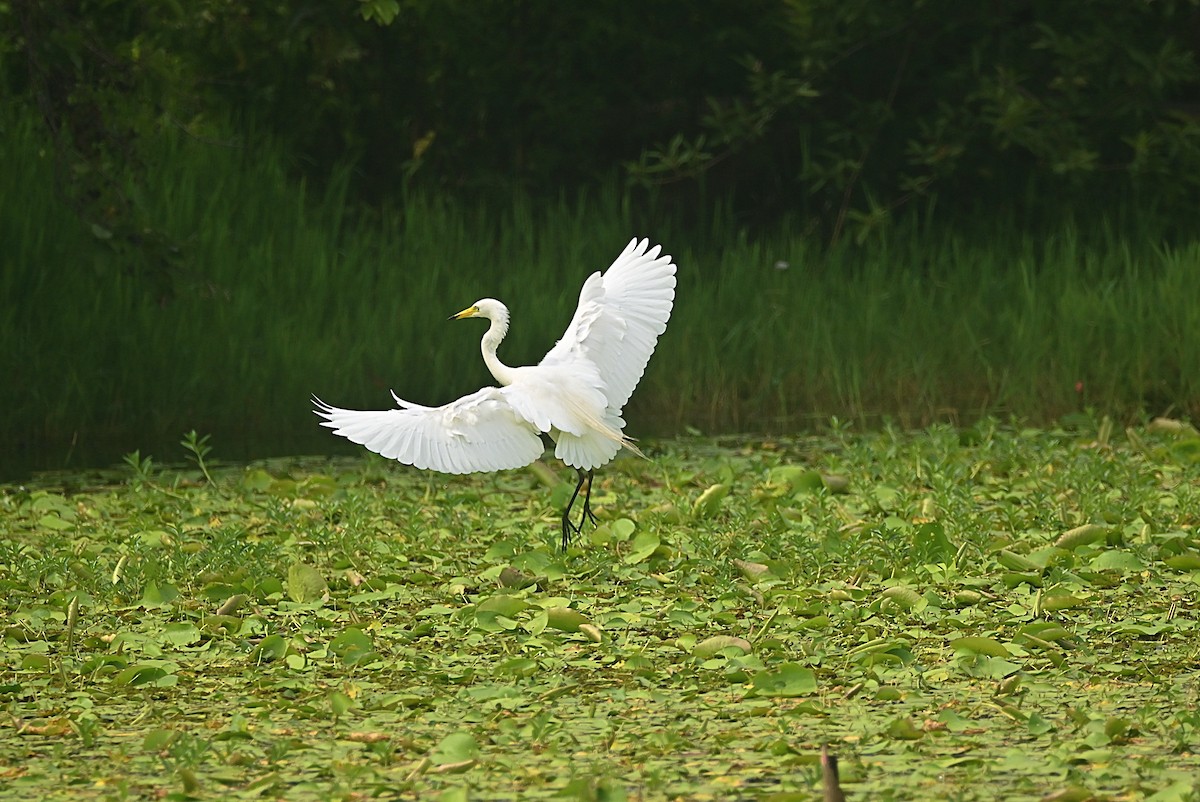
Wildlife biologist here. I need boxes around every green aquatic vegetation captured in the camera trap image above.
[1,419,1199,800]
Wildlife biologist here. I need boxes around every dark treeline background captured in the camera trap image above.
[10,0,1200,242]
[3,0,1200,478]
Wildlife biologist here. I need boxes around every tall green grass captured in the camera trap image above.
[2,111,1198,477]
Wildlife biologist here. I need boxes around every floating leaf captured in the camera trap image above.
[692,483,729,518]
[1040,593,1086,611]
[996,550,1040,571]
[885,717,924,740]
[114,664,173,687]
[693,635,752,658]
[1088,550,1145,572]
[961,656,1022,679]
[431,732,480,765]
[287,562,327,603]
[950,636,1011,657]
[476,595,530,620]
[881,586,922,610]
[139,582,180,608]
[577,624,603,643]
[608,518,637,540]
[38,514,75,532]
[768,466,826,495]
[495,658,539,677]
[250,634,289,662]
[330,627,377,665]
[1169,438,1200,463]
[160,623,201,647]
[913,521,954,561]
[215,594,247,617]
[497,567,537,589]
[545,607,590,633]
[953,590,983,606]
[143,729,178,751]
[821,474,851,494]
[733,559,772,582]
[1055,524,1107,550]
[623,531,661,564]
[1163,553,1200,571]
[749,663,817,697]
[330,691,354,717]
[243,468,274,492]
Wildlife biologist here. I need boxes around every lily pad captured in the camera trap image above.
[749,663,817,697]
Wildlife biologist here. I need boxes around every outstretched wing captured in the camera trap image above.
[313,387,545,474]
[540,238,676,411]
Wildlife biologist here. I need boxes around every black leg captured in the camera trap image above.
[560,469,600,550]
[561,468,589,550]
[578,470,597,529]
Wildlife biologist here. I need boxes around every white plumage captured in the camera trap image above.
[314,237,677,547]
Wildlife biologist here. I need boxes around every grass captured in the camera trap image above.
[3,108,1200,479]
[2,419,1200,799]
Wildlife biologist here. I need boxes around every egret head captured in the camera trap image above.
[450,298,507,322]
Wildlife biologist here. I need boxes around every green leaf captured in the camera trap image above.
[885,717,924,740]
[287,561,327,603]
[749,663,817,697]
[250,634,289,662]
[495,658,539,677]
[768,466,826,495]
[881,586,923,611]
[693,635,752,658]
[733,559,772,582]
[1164,553,1200,571]
[330,691,354,717]
[1088,550,1145,572]
[1166,434,1200,462]
[142,728,177,750]
[114,664,172,687]
[330,627,377,665]
[160,623,201,647]
[476,595,530,619]
[996,550,1041,571]
[1054,524,1107,550]
[38,514,75,532]
[139,582,180,608]
[691,483,729,518]
[913,521,955,561]
[431,732,480,765]
[1040,593,1086,611]
[609,518,636,540]
[623,531,661,564]
[545,607,590,633]
[950,636,1011,657]
[242,468,274,492]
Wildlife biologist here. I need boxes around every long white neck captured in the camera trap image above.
[481,307,516,386]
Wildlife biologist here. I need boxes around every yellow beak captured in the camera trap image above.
[449,305,478,321]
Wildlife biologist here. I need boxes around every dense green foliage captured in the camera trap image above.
[4,0,1199,237]
[3,3,1200,475]
[4,109,1200,478]
[3,423,1200,798]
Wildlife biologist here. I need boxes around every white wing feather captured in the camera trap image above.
[317,238,674,475]
[540,238,677,411]
[313,388,545,474]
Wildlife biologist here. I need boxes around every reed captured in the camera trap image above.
[2,113,1197,477]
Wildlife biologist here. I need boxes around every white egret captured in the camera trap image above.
[313,238,677,549]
